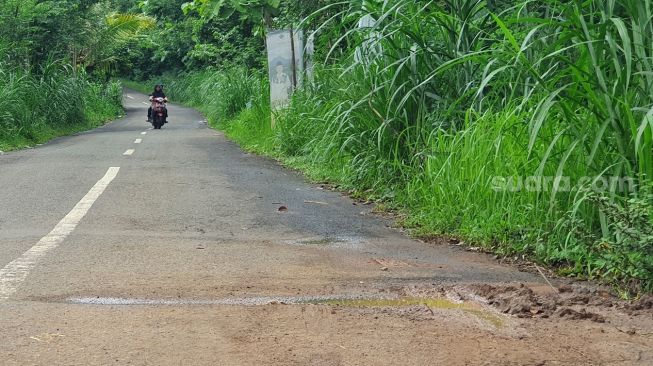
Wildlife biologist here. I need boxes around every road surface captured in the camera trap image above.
[1,90,651,365]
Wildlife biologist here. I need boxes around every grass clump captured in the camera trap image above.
[0,61,123,151]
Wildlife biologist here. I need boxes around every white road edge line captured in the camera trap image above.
[123,149,135,156]
[134,139,142,144]
[0,167,120,301]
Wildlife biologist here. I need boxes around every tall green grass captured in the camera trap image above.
[131,0,653,293]
[281,0,653,293]
[0,61,122,151]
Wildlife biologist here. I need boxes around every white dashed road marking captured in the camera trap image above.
[0,167,120,301]
[126,95,135,100]
[123,149,135,156]
[141,132,147,135]
[134,139,142,144]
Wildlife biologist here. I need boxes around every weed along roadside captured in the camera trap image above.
[127,0,653,296]
[0,67,124,152]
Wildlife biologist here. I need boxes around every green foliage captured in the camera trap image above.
[142,0,189,21]
[0,1,132,150]
[0,62,122,150]
[118,0,653,294]
[589,192,653,292]
[0,0,93,66]
[261,0,652,294]
[117,0,266,79]
[184,0,281,29]
[115,0,351,79]
[140,0,653,294]
[0,1,150,74]
[81,10,155,80]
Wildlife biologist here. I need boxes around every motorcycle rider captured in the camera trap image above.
[147,84,168,122]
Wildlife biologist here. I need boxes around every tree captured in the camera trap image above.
[184,0,281,31]
[78,9,155,79]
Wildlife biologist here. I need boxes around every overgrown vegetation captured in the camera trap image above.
[0,62,123,150]
[137,0,652,294]
[21,0,652,294]
[0,1,151,150]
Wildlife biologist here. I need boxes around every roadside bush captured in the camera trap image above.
[0,61,122,150]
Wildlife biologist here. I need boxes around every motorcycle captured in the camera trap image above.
[150,97,168,129]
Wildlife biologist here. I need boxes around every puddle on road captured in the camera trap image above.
[325,297,473,309]
[297,238,332,245]
[284,236,366,249]
[66,295,503,327]
[323,298,505,327]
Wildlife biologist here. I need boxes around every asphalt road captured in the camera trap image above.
[4,90,646,365]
